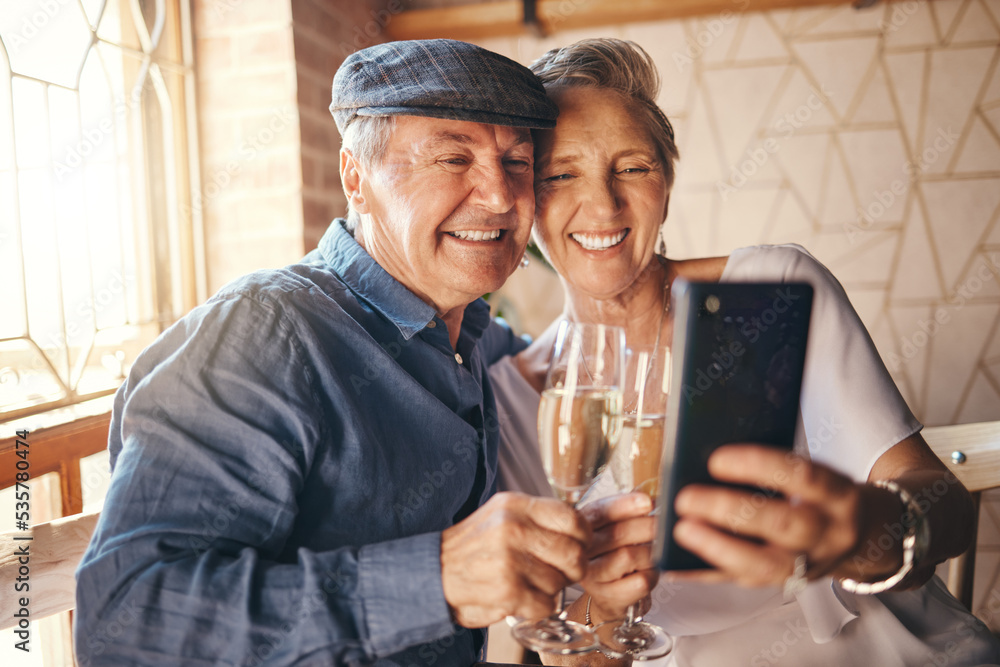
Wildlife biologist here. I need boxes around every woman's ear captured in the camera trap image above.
[340,149,369,214]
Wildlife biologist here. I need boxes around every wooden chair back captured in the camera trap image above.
[923,421,1000,610]
[0,511,100,630]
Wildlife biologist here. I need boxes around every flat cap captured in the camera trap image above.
[330,39,558,133]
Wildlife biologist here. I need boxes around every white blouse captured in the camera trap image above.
[489,244,1000,665]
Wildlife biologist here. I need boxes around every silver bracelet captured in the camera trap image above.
[838,479,930,595]
[585,595,593,627]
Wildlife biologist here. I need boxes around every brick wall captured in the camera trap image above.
[292,0,404,250]
[192,0,301,292]
[191,0,397,292]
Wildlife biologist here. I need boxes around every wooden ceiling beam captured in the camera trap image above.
[386,1,525,40]
[385,0,892,41]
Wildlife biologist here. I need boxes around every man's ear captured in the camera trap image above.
[340,148,370,214]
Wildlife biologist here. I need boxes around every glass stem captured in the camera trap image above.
[555,588,568,619]
[624,602,639,627]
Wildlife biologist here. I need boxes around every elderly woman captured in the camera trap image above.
[490,38,1000,665]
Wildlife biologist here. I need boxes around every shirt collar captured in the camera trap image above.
[318,220,490,341]
[458,294,490,343]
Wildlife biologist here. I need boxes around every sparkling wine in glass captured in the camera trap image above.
[538,385,622,504]
[597,344,674,660]
[617,413,666,501]
[511,320,625,655]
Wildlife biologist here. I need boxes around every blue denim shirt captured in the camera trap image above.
[75,221,525,666]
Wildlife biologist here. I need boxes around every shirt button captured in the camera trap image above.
[426,321,436,328]
[454,353,463,365]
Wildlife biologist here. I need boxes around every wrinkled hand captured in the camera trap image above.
[440,492,591,629]
[668,445,904,588]
[578,492,659,624]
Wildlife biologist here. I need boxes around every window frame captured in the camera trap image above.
[0,0,205,425]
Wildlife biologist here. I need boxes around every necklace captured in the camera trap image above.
[560,259,673,389]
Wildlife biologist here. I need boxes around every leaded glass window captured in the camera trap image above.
[0,0,201,420]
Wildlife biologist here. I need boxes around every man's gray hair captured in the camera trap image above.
[342,115,396,232]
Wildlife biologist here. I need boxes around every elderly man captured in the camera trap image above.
[74,40,606,665]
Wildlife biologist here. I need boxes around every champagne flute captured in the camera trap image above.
[511,320,625,655]
[595,344,673,660]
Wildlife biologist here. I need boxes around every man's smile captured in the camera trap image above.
[446,229,505,241]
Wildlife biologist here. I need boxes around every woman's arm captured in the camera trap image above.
[667,433,974,591]
[860,432,975,586]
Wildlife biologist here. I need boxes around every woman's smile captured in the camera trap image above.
[569,228,630,251]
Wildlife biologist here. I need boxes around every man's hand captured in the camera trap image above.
[441,492,591,628]
[578,492,658,625]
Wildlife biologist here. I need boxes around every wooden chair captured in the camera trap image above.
[0,411,109,634]
[0,510,100,630]
[923,420,1000,610]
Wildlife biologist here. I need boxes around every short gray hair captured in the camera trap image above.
[530,39,679,189]
[341,115,396,231]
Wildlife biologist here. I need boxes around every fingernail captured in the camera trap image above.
[634,493,653,513]
[707,447,733,470]
[674,520,698,546]
[675,489,690,512]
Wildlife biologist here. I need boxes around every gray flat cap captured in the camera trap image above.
[330,39,558,133]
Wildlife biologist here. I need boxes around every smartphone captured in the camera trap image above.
[654,279,814,571]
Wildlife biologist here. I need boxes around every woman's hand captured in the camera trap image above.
[577,492,659,624]
[542,493,658,667]
[666,444,915,588]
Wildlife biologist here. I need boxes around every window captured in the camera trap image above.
[0,0,202,422]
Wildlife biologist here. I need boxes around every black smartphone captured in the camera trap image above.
[654,279,814,571]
